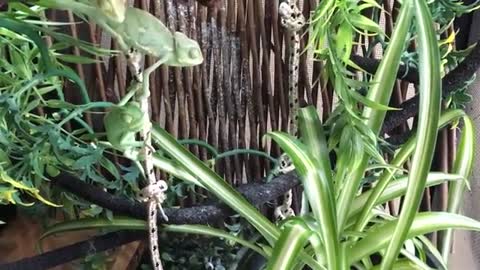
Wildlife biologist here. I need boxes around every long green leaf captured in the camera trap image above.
[147,152,203,187]
[266,132,339,269]
[336,0,414,233]
[40,217,146,241]
[380,0,442,267]
[348,212,480,265]
[213,149,277,165]
[416,235,448,270]
[370,259,426,270]
[0,17,51,69]
[178,139,219,156]
[298,106,332,183]
[164,224,268,258]
[348,173,463,219]
[353,109,466,232]
[298,106,333,215]
[150,126,279,244]
[45,66,90,103]
[441,116,476,260]
[266,219,313,270]
[39,217,267,257]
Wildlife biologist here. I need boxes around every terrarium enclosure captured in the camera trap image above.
[0,0,480,269]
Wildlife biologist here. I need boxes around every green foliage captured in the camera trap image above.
[158,233,240,269]
[1,0,479,269]
[0,4,124,218]
[443,43,476,109]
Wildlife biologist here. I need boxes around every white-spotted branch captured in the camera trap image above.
[127,51,168,270]
[275,0,305,221]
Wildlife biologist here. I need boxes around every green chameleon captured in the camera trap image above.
[103,102,145,152]
[38,0,203,66]
[40,0,204,151]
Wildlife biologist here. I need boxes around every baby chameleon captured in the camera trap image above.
[103,102,146,155]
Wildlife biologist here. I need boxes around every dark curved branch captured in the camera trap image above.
[0,230,146,270]
[350,54,420,84]
[51,171,300,225]
[382,42,480,134]
[351,42,480,134]
[385,129,414,146]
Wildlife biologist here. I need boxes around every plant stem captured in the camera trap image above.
[213,149,277,165]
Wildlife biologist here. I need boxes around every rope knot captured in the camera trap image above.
[278,153,295,174]
[137,180,168,204]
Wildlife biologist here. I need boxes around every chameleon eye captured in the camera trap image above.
[189,48,200,59]
[121,114,134,124]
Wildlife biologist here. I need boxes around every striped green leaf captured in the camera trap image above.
[348,212,480,265]
[380,0,442,267]
[266,219,315,270]
[266,132,339,269]
[39,217,267,257]
[441,115,476,260]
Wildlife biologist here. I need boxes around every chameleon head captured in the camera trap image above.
[172,32,204,66]
[122,102,145,130]
[96,0,127,23]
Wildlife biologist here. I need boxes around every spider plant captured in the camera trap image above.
[41,105,475,269]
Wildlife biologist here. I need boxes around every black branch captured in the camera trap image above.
[351,42,480,135]
[350,54,420,84]
[0,230,147,270]
[51,171,300,224]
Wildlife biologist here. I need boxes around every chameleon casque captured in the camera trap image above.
[275,0,305,220]
[41,1,203,269]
